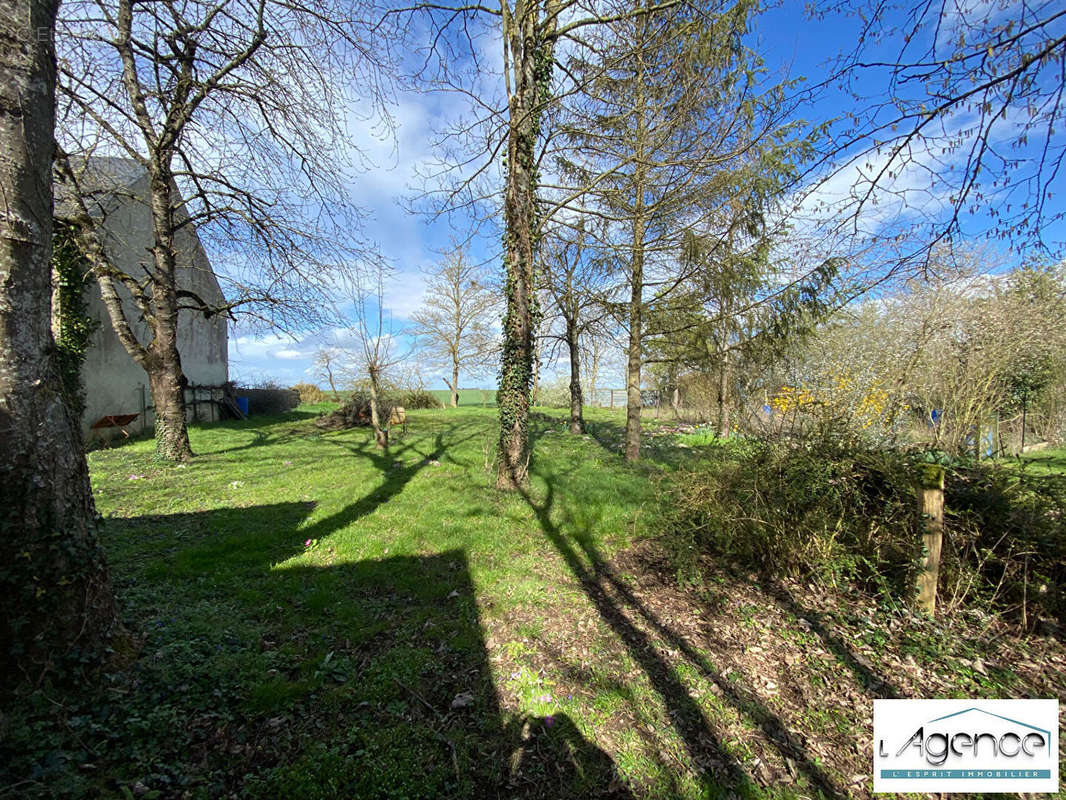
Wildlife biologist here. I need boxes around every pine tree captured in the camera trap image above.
[554,0,806,459]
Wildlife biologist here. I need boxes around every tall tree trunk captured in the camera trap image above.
[624,21,648,463]
[624,270,642,460]
[148,345,191,461]
[715,361,731,438]
[0,0,116,679]
[531,338,540,405]
[587,345,599,406]
[451,356,459,408]
[146,170,193,461]
[624,203,646,460]
[567,324,584,433]
[497,0,555,489]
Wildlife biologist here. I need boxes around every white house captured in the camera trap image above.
[57,158,229,437]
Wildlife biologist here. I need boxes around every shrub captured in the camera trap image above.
[661,434,1066,627]
[662,436,920,598]
[942,464,1065,626]
[392,388,442,409]
[291,382,327,404]
[244,375,285,390]
[533,377,571,408]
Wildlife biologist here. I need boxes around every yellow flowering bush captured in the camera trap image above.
[772,373,894,435]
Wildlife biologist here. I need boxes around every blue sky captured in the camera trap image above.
[227,1,1066,391]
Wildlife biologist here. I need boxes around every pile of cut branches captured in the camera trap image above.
[315,392,395,431]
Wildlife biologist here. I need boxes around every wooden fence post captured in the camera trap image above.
[916,464,946,614]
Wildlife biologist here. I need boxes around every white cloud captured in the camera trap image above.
[382,271,429,320]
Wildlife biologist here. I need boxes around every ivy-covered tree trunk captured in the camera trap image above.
[497,126,537,486]
[52,224,98,418]
[496,0,556,489]
[0,0,116,680]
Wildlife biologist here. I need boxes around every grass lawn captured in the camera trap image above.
[4,408,1064,799]
[428,388,497,407]
[1020,445,1066,475]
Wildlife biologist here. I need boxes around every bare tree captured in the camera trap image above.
[411,247,499,408]
[541,223,610,432]
[313,348,343,396]
[394,0,685,487]
[492,0,564,487]
[387,0,562,485]
[0,0,116,678]
[54,0,393,460]
[351,266,409,449]
[811,1,1066,253]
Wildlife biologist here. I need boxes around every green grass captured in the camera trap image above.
[5,407,663,799]
[428,387,497,407]
[1019,445,1066,475]
[5,406,1061,799]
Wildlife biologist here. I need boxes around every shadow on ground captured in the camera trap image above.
[529,411,700,470]
[63,425,631,799]
[519,458,860,798]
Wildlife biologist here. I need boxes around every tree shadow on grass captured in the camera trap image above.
[191,407,403,458]
[517,462,850,799]
[80,434,631,799]
[190,422,311,456]
[529,411,698,470]
[253,547,628,799]
[107,420,482,583]
[750,578,904,699]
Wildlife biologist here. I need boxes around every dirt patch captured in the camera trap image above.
[483,539,1066,797]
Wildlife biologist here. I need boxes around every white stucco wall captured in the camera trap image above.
[78,169,228,436]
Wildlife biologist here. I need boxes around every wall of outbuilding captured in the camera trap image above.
[79,173,228,439]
